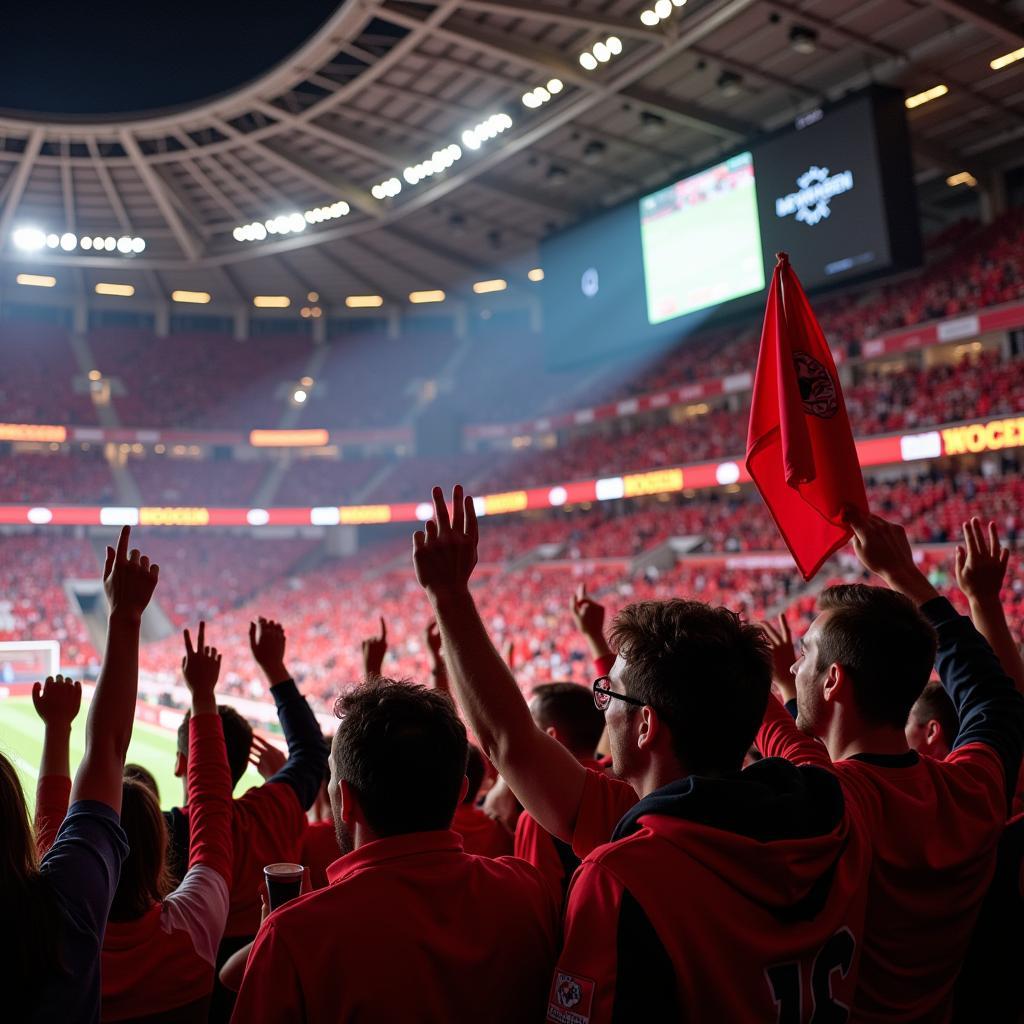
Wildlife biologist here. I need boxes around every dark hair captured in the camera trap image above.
[909,682,959,743]
[0,753,61,1004]
[178,705,253,787]
[530,682,605,758]
[124,762,160,802]
[816,584,937,729]
[110,778,175,921]
[464,745,486,805]
[610,600,772,775]
[332,677,468,837]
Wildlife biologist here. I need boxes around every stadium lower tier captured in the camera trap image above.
[3,463,1021,716]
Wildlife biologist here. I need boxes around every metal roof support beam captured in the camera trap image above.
[927,0,1024,47]
[120,131,202,261]
[87,137,134,232]
[0,127,44,246]
[446,0,661,40]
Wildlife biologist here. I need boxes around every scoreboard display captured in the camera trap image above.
[541,86,921,367]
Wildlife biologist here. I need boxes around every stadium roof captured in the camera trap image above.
[1,0,1022,314]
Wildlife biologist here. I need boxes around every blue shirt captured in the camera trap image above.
[32,800,128,1024]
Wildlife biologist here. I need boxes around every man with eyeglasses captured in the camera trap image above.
[414,486,871,1022]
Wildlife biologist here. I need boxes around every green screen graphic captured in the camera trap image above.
[640,152,765,325]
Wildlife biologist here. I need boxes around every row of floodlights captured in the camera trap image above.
[233,201,350,243]
[13,227,145,254]
[371,113,513,200]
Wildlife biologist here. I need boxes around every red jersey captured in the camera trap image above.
[233,829,558,1023]
[549,760,870,1023]
[102,713,233,1022]
[301,819,340,891]
[170,780,307,937]
[516,759,606,905]
[759,696,1006,1022]
[452,802,513,858]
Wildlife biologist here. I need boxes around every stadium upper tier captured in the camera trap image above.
[1,346,1022,509]
[1,210,1021,439]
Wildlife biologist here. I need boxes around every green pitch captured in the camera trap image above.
[0,697,263,815]
[641,177,764,324]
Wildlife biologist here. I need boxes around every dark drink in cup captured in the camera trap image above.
[264,862,304,911]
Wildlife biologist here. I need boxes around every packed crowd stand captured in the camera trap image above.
[4,339,1024,510]
[4,210,1024,1021]
[6,480,1024,1021]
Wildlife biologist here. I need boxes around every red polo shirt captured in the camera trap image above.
[451,803,513,858]
[232,829,559,1023]
[759,694,1007,1022]
[516,759,609,904]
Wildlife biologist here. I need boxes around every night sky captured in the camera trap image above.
[0,1,342,116]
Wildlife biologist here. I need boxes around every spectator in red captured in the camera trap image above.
[759,510,1024,1020]
[414,486,872,1021]
[514,683,605,905]
[2,526,158,1023]
[164,617,328,1020]
[102,625,231,1021]
[232,677,559,1023]
[452,744,513,857]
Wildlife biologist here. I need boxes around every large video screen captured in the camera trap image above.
[540,87,920,368]
[640,152,764,325]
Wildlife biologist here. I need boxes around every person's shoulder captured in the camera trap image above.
[581,826,651,871]
[235,780,303,817]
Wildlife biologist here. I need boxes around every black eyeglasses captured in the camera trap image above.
[592,676,646,712]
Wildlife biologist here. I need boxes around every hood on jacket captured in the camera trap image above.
[612,757,854,921]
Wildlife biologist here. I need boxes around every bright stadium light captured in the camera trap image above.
[131,237,146,252]
[13,226,47,251]
[606,36,623,54]
[946,171,977,188]
[292,389,308,404]
[60,232,78,251]
[593,41,610,62]
[655,0,672,17]
[346,294,384,308]
[990,46,1024,70]
[905,84,948,108]
[473,278,507,294]
[579,51,598,70]
[81,237,93,250]
[640,9,659,24]
[95,282,135,297]
[171,290,211,304]
[528,268,545,282]
[17,273,57,287]
[547,78,564,94]
[253,295,291,308]
[46,233,60,248]
[409,289,446,304]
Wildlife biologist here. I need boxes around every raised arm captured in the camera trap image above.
[955,518,1024,693]
[571,583,615,675]
[161,623,234,968]
[249,617,328,810]
[414,485,586,842]
[32,674,81,855]
[850,509,1024,794]
[72,525,159,812]
[761,612,798,714]
[361,617,387,678]
[424,620,452,697]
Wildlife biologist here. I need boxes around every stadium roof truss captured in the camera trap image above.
[0,0,1022,311]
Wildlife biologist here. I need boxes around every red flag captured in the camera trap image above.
[745,253,868,580]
